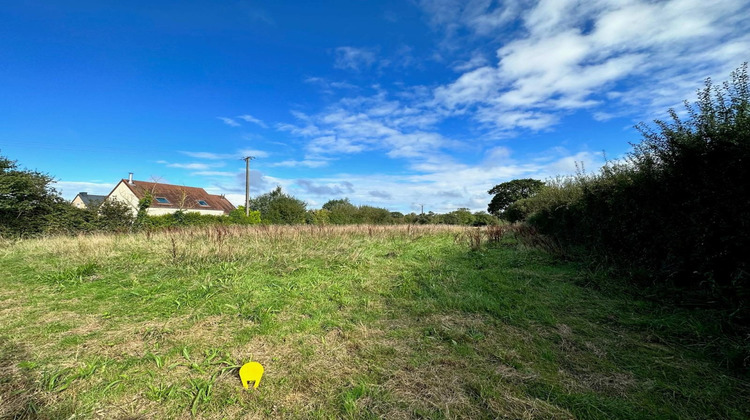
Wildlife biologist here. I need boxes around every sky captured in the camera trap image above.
[1,0,748,214]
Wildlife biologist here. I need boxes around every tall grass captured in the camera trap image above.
[1,225,748,418]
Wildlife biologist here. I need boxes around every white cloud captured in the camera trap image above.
[271,159,330,168]
[418,0,526,37]
[191,171,238,177]
[218,115,268,129]
[181,149,269,160]
[275,90,453,170]
[434,66,501,109]
[181,151,230,160]
[276,111,327,137]
[218,117,240,127]
[308,135,367,156]
[305,77,359,93]
[237,114,268,128]
[52,181,116,200]
[296,179,354,196]
[369,190,392,199]
[334,47,377,71]
[237,149,270,158]
[452,52,489,72]
[426,0,750,131]
[160,160,232,171]
[166,162,215,170]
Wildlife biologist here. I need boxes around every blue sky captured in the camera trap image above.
[2,0,748,213]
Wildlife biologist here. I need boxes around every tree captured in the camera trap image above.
[0,154,63,236]
[487,178,545,218]
[326,199,358,224]
[322,198,352,211]
[305,209,330,225]
[358,205,392,224]
[250,186,306,224]
[415,211,436,224]
[95,198,135,231]
[471,211,498,226]
[442,208,475,225]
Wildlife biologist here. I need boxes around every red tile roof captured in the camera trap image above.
[121,179,235,214]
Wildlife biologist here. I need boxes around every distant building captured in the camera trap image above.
[71,192,107,209]
[105,173,235,216]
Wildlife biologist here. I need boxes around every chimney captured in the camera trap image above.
[79,192,88,196]
[128,173,134,185]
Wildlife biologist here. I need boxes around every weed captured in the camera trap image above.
[456,228,483,251]
[146,352,166,368]
[44,262,99,286]
[146,382,182,402]
[188,377,214,416]
[41,367,74,392]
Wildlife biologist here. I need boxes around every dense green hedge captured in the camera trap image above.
[141,208,261,229]
[515,65,750,320]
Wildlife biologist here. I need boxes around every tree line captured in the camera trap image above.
[0,157,499,236]
[245,187,498,226]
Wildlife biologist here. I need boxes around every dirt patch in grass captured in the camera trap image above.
[69,317,107,337]
[170,315,234,346]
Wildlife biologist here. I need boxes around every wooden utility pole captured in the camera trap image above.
[243,156,255,216]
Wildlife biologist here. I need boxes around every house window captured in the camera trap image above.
[155,197,170,204]
[197,200,209,207]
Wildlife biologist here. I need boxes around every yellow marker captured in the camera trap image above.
[239,361,264,389]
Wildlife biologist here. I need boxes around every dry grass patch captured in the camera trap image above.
[0,339,45,419]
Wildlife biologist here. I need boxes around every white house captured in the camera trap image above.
[105,174,235,216]
[71,192,107,209]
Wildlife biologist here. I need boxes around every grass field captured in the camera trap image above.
[0,225,748,419]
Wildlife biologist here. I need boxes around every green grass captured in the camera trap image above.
[0,225,748,419]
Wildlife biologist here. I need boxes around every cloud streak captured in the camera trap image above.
[237,114,268,128]
[334,46,377,71]
[296,179,355,196]
[218,117,240,127]
[181,149,269,160]
[272,159,330,168]
[218,115,269,129]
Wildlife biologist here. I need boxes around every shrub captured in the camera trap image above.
[228,207,262,225]
[0,154,61,236]
[250,187,306,225]
[95,199,135,232]
[471,211,499,226]
[441,208,475,225]
[518,64,750,319]
[327,201,358,225]
[141,208,260,230]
